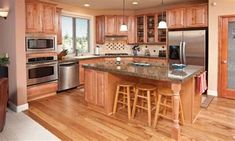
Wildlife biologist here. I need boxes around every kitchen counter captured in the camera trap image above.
[83,61,204,141]
[58,54,166,63]
[83,61,204,83]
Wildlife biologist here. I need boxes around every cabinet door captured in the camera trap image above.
[42,4,56,34]
[186,5,208,27]
[167,8,185,29]
[105,16,117,36]
[85,69,96,104]
[96,71,106,107]
[25,2,42,33]
[116,16,128,36]
[96,16,105,44]
[127,16,136,44]
[55,8,62,45]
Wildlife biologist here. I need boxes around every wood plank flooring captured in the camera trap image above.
[26,88,235,141]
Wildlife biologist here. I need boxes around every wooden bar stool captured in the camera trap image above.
[153,88,184,128]
[132,84,157,126]
[113,82,135,119]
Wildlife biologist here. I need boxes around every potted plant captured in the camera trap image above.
[0,54,9,78]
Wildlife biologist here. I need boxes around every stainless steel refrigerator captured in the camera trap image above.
[168,30,207,68]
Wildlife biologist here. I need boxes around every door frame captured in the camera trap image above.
[218,15,235,98]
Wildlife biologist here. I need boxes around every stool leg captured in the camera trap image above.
[147,91,151,127]
[132,89,139,118]
[163,97,167,115]
[179,98,185,125]
[113,85,120,114]
[153,94,162,128]
[127,87,131,120]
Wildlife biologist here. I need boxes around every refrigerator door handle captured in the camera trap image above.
[182,42,186,64]
[179,41,183,64]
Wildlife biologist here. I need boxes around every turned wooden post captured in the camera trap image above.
[171,83,181,141]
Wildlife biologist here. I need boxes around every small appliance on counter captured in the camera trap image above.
[132,45,140,56]
[158,50,166,57]
[95,46,100,55]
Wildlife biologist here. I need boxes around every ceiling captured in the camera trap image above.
[51,0,206,10]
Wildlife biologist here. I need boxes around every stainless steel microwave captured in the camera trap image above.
[26,35,57,52]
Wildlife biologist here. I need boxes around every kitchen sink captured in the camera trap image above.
[130,62,151,67]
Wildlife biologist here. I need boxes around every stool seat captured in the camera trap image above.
[158,88,173,96]
[119,81,136,87]
[136,84,157,91]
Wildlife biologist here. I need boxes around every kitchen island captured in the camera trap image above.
[83,61,204,141]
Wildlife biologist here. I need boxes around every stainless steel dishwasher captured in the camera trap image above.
[58,61,79,91]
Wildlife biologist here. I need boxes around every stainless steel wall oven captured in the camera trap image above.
[26,55,58,86]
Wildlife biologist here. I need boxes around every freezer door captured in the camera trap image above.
[168,31,183,64]
[183,30,206,66]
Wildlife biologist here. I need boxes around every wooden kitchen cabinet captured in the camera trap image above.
[127,16,136,44]
[96,16,105,44]
[167,8,185,29]
[55,8,62,45]
[186,4,208,27]
[105,16,117,36]
[42,4,56,34]
[25,1,42,33]
[25,0,57,34]
[85,69,106,108]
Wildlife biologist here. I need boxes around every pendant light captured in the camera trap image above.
[158,0,167,29]
[120,0,128,31]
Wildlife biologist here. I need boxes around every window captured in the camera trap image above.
[61,16,90,54]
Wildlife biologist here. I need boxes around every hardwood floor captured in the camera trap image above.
[26,88,235,141]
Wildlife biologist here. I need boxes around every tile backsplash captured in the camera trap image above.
[97,41,166,56]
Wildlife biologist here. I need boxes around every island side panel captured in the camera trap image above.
[180,77,202,124]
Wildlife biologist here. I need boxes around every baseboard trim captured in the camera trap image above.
[8,101,29,113]
[207,90,218,97]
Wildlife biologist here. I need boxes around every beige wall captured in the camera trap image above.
[0,0,27,107]
[208,0,235,96]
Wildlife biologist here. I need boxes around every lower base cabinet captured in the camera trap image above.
[84,69,106,109]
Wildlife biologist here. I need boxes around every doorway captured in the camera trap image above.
[218,15,235,99]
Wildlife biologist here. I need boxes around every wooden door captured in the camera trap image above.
[186,5,208,27]
[167,8,185,29]
[105,16,117,36]
[96,16,105,44]
[55,8,62,45]
[127,16,136,44]
[25,2,42,33]
[42,4,56,34]
[219,16,235,99]
[116,16,128,36]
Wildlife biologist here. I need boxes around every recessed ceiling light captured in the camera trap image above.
[84,4,90,7]
[132,1,138,5]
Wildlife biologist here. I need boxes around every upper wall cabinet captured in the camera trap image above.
[96,16,105,44]
[55,8,62,45]
[166,4,208,29]
[186,5,208,27]
[127,16,136,44]
[104,16,117,36]
[25,0,57,34]
[166,8,185,29]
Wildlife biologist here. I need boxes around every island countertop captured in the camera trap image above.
[83,61,204,83]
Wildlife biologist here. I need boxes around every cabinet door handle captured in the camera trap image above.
[222,60,227,64]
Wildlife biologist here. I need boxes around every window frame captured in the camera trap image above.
[61,15,91,54]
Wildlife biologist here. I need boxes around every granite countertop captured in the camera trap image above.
[58,54,166,63]
[83,61,204,83]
